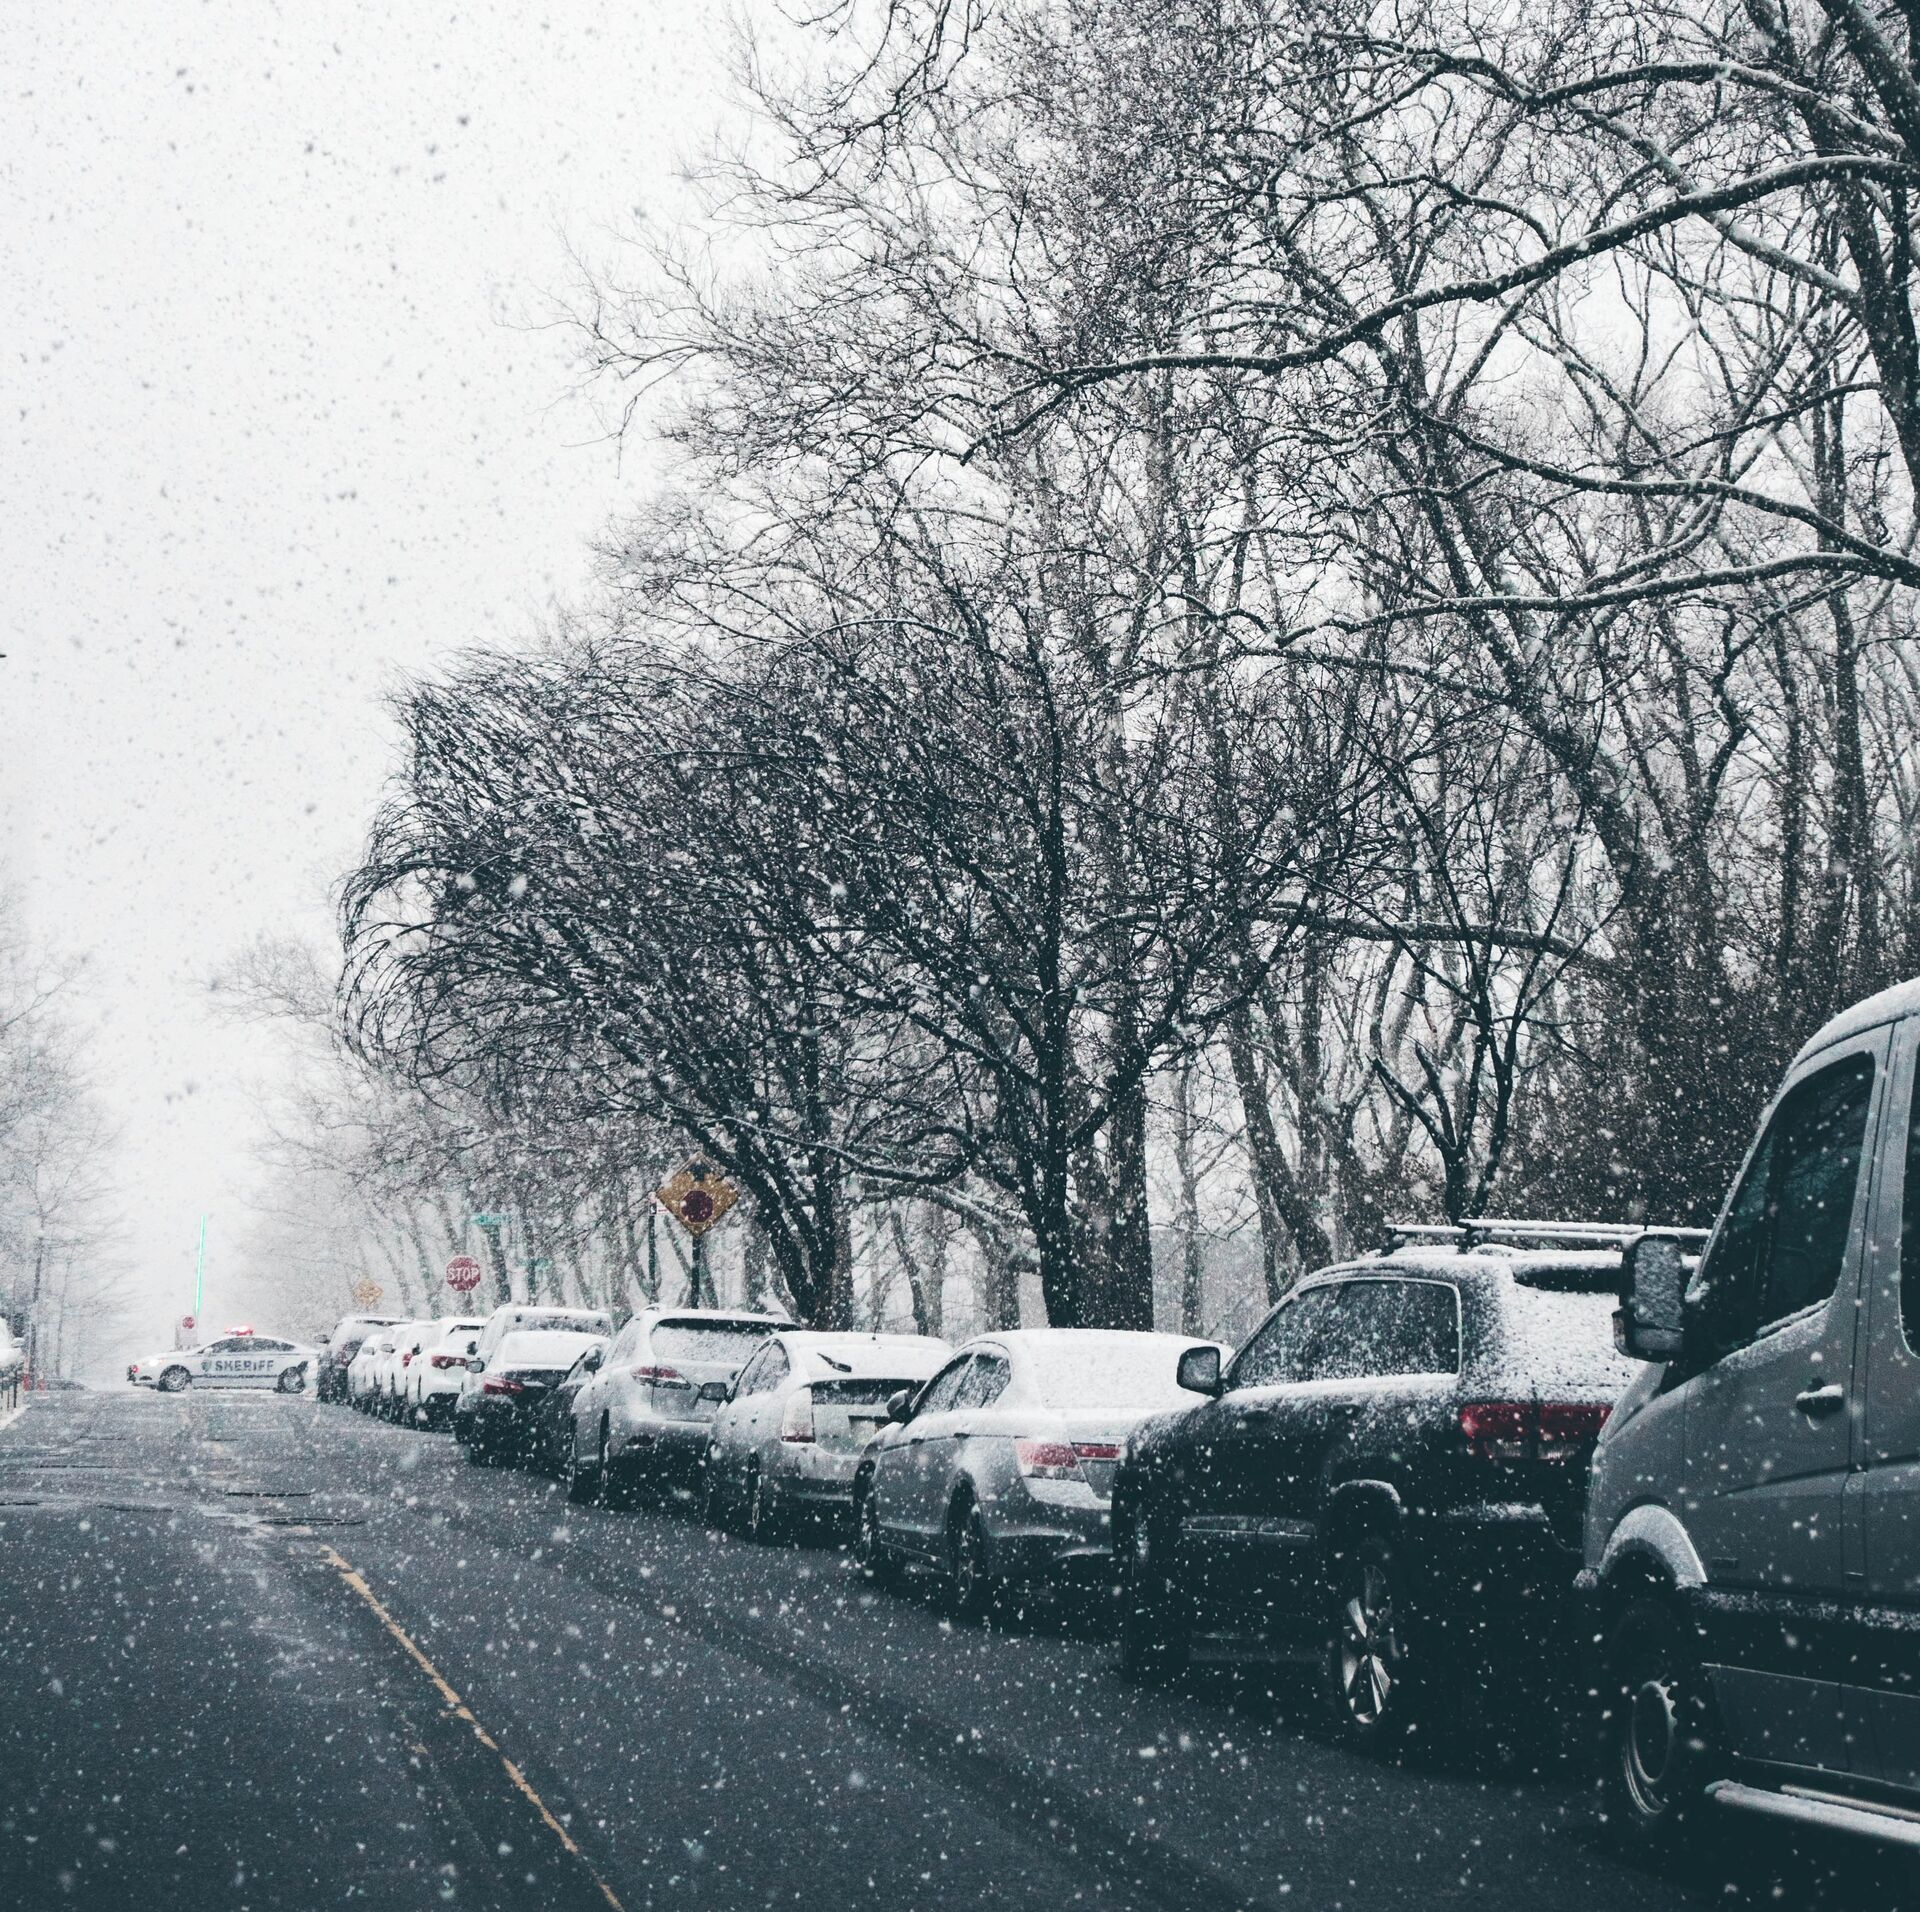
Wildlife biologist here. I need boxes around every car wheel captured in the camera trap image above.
[565,1424,598,1505]
[701,1454,733,1533]
[1323,1531,1414,1747]
[596,1419,632,1509]
[853,1480,901,1587]
[276,1368,306,1395]
[945,1496,992,1621]
[157,1366,190,1394]
[1603,1593,1724,1856]
[1115,1508,1189,1684]
[746,1465,783,1546]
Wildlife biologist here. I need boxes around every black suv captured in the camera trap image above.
[1110,1232,1643,1745]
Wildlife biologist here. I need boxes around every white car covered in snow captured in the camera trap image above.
[130,1330,318,1394]
[402,1315,487,1426]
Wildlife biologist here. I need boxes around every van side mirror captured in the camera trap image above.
[885,1387,914,1424]
[1616,1234,1689,1362]
[1177,1345,1223,1396]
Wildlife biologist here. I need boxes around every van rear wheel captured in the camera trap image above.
[1604,1594,1724,1856]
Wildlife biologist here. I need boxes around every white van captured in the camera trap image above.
[1592,977,1920,1864]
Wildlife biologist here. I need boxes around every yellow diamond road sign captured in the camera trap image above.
[656,1160,739,1238]
[350,1278,383,1309]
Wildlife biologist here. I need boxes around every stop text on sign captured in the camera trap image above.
[445,1254,483,1293]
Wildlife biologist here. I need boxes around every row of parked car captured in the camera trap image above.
[311,976,1920,1880]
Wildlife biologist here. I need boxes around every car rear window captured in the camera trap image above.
[811,1378,911,1406]
[1024,1339,1201,1410]
[497,1330,602,1370]
[651,1321,777,1364]
[506,1312,609,1337]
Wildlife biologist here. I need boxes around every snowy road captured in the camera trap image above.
[0,1391,1730,1909]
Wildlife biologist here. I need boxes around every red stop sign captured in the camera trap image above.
[445,1255,483,1293]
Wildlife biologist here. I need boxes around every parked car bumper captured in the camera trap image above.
[762,1445,868,1520]
[1403,1502,1586,1652]
[614,1416,710,1488]
[981,1487,1115,1583]
[471,1396,541,1457]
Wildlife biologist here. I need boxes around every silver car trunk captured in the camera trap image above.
[808,1377,915,1454]
[1042,1409,1158,1501]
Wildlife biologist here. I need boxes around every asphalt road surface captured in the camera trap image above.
[0,1390,1901,1911]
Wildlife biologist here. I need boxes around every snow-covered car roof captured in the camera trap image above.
[486,1305,613,1335]
[773,1330,949,1378]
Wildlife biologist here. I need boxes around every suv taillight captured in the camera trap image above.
[780,1390,816,1444]
[1535,1400,1610,1460]
[633,1364,687,1389]
[1460,1400,1609,1461]
[482,1376,524,1395]
[429,1353,460,1370]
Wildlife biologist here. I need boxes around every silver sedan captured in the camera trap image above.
[852,1328,1223,1618]
[701,1330,949,1541]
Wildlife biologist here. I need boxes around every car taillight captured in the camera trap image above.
[632,1364,687,1389]
[1072,1442,1121,1464]
[401,1352,415,1367]
[1015,1439,1081,1480]
[482,1377,524,1395]
[780,1389,816,1444]
[430,1353,460,1369]
[1536,1400,1610,1460]
[1459,1401,1532,1461]
[1460,1401,1609,1461]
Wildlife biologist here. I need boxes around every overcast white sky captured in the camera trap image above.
[2,1,722,1356]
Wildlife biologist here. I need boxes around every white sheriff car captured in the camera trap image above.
[129,1329,318,1394]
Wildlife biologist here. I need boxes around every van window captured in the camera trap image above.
[1900,1060,1920,1354]
[1696,1053,1875,1348]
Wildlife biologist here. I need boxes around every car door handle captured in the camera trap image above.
[1793,1382,1846,1420]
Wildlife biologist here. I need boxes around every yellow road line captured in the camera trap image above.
[319,1545,625,1912]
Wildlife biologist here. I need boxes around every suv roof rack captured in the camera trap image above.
[1382,1218,1712,1253]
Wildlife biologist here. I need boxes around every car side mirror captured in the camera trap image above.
[885,1387,914,1424]
[582,1347,604,1373]
[697,1379,729,1403]
[466,1356,485,1374]
[1616,1233,1689,1362]
[1177,1345,1223,1396]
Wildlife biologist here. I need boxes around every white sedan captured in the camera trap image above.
[130,1332,318,1394]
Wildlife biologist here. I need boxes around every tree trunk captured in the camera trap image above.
[1172,1061,1207,1334]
